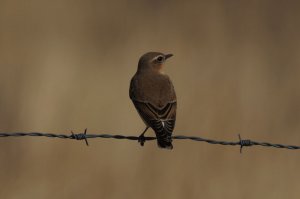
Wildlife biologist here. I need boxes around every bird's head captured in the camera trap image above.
[137,52,173,73]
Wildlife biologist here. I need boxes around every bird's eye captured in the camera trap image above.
[157,56,164,62]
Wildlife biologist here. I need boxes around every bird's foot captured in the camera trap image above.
[138,134,146,146]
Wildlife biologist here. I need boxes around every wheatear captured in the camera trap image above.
[129,52,177,149]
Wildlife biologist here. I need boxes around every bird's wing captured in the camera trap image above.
[131,100,177,135]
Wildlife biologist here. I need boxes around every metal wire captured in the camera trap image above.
[0,129,299,152]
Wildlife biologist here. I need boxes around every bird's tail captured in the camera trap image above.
[151,119,174,150]
[157,137,173,149]
[156,130,173,150]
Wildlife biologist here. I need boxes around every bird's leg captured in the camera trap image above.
[138,127,149,146]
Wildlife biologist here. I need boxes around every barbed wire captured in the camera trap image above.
[0,129,299,153]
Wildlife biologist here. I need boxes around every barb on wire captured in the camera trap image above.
[0,129,299,152]
[71,128,89,146]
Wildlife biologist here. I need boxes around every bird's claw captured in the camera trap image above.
[138,135,146,146]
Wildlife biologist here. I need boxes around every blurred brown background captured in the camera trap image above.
[0,0,300,198]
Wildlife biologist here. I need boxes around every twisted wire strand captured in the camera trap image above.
[0,130,299,152]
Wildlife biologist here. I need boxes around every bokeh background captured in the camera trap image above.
[0,0,300,198]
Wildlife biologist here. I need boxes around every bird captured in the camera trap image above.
[129,52,177,149]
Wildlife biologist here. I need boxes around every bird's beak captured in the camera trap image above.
[165,54,173,60]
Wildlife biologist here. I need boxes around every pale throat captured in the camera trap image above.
[153,64,164,74]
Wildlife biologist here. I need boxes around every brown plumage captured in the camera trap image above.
[129,52,177,149]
